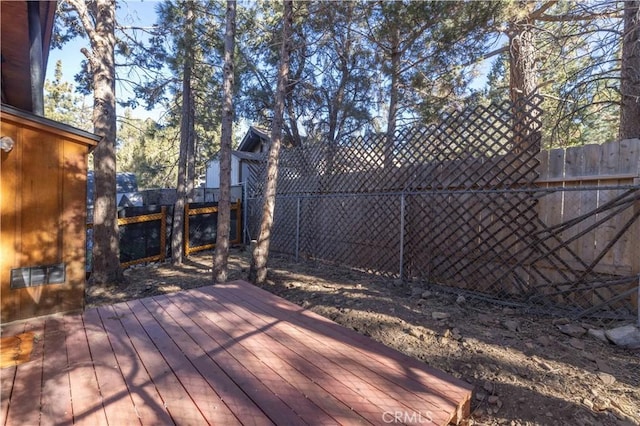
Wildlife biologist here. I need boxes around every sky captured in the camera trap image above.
[47,1,164,121]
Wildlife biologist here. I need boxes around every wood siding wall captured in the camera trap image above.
[1,109,97,323]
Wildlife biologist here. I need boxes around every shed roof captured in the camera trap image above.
[1,104,100,148]
[237,126,270,152]
[0,1,56,112]
[232,150,264,161]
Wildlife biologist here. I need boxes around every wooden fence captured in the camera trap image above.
[534,139,640,312]
[245,97,639,320]
[248,128,640,319]
[184,200,242,256]
[87,200,242,268]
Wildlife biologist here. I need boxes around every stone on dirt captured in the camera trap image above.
[569,338,585,350]
[502,319,520,332]
[456,295,466,304]
[411,286,423,297]
[605,324,640,349]
[597,372,616,385]
[421,290,433,299]
[557,323,587,338]
[595,359,614,374]
[432,311,450,320]
[536,335,551,346]
[587,328,608,343]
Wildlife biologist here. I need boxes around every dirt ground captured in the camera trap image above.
[86,249,640,426]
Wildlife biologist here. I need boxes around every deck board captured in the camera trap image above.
[140,297,273,426]
[170,291,366,425]
[207,285,438,420]
[6,319,45,426]
[96,305,174,425]
[0,280,472,425]
[40,317,73,426]
[127,298,241,425]
[0,321,24,425]
[213,282,471,422]
[186,288,417,423]
[64,313,109,426]
[159,292,305,426]
[83,308,142,426]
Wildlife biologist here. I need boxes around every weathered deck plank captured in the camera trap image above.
[95,305,174,425]
[40,317,73,426]
[5,319,45,426]
[83,308,142,426]
[211,281,472,424]
[0,280,472,426]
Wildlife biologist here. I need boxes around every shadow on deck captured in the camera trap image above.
[1,280,472,425]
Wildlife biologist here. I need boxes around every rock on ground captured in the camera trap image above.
[605,324,640,349]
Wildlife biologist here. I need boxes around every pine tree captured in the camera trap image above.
[213,0,237,283]
[63,0,123,286]
[249,0,293,285]
[620,0,640,139]
[44,60,92,130]
[171,0,197,266]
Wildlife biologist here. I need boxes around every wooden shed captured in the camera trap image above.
[1,105,99,323]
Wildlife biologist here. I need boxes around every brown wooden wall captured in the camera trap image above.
[1,108,98,323]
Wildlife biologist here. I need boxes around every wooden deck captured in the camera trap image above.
[1,280,472,425]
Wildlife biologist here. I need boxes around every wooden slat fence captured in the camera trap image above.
[534,139,640,314]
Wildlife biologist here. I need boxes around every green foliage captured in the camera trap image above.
[363,1,503,126]
[51,0,632,189]
[116,110,181,189]
[482,0,622,148]
[131,0,225,182]
[44,60,93,130]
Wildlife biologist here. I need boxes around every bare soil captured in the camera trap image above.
[86,249,640,426]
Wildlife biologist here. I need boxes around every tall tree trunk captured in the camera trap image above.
[285,35,305,148]
[28,0,44,116]
[171,0,196,265]
[249,0,293,284]
[508,21,537,103]
[68,0,122,286]
[384,29,401,169]
[213,0,237,282]
[186,106,196,201]
[620,0,640,139]
[508,5,538,151]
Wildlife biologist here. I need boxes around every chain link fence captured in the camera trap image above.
[247,97,640,323]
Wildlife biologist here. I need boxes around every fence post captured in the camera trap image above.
[184,203,190,257]
[295,196,301,262]
[635,176,640,327]
[399,192,405,281]
[242,180,249,245]
[160,206,167,261]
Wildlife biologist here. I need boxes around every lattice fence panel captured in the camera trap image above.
[298,195,401,277]
[246,96,640,321]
